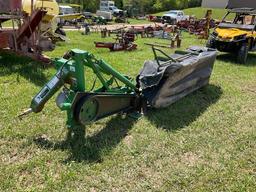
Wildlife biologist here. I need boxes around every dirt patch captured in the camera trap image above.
[64,23,166,32]
[180,152,201,167]
[123,135,133,148]
[242,84,256,94]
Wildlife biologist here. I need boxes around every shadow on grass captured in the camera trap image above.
[34,84,222,163]
[217,53,256,66]
[0,51,48,86]
[146,84,222,131]
[34,116,136,163]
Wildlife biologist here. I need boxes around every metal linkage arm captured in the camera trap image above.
[19,49,138,120]
[83,54,137,92]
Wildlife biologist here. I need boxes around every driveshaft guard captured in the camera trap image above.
[72,93,139,125]
[137,46,217,108]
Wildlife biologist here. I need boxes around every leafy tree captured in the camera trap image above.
[57,0,202,13]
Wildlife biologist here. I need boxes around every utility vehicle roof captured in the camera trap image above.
[228,8,256,15]
[227,0,256,9]
[218,23,255,31]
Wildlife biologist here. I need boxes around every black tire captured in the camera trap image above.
[206,38,214,48]
[55,28,66,36]
[64,21,69,26]
[237,43,249,64]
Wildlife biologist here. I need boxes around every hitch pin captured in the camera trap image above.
[18,108,33,119]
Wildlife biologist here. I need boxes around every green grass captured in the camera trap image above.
[0,29,256,191]
[184,7,226,20]
[1,20,13,28]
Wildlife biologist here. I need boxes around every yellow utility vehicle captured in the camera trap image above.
[207,8,256,64]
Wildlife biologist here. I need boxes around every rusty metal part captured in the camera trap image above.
[0,0,52,63]
[95,31,137,51]
[128,25,164,38]
[0,0,22,13]
[177,10,218,39]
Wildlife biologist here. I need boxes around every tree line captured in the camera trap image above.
[57,0,202,13]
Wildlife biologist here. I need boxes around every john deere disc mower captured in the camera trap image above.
[19,47,216,141]
[207,0,256,64]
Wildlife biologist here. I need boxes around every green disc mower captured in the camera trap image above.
[19,46,217,139]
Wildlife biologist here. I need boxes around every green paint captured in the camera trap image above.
[30,49,137,134]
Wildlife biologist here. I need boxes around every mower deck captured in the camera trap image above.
[138,46,217,108]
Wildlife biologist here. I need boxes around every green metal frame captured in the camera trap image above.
[28,49,138,134]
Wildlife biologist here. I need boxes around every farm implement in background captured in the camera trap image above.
[178,10,218,39]
[19,46,217,141]
[145,26,182,49]
[0,0,51,62]
[100,26,127,38]
[128,25,164,38]
[95,31,137,51]
[0,0,87,63]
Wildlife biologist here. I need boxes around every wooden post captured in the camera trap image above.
[177,38,181,48]
[204,9,212,39]
[31,0,34,14]
[11,15,18,52]
[30,0,35,51]
[171,40,175,48]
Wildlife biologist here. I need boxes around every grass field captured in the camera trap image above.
[0,28,256,191]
